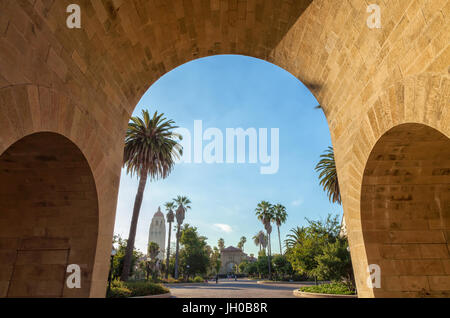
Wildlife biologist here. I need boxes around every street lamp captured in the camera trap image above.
[107,246,117,296]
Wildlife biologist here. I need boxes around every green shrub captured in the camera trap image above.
[161,277,182,284]
[107,279,169,298]
[111,279,127,289]
[125,281,169,297]
[107,286,132,298]
[193,276,204,283]
[299,282,356,295]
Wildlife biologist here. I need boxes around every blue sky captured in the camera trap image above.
[114,55,341,257]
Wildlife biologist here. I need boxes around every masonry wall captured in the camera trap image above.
[0,133,98,297]
[361,124,450,297]
[0,0,448,297]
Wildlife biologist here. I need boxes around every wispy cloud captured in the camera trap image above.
[213,224,233,233]
[292,198,304,207]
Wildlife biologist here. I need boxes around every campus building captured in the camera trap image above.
[219,246,256,275]
[148,208,166,260]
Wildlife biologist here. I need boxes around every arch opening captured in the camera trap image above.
[115,54,338,284]
[0,133,99,298]
[361,123,450,297]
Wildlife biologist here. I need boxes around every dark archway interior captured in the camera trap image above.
[0,133,98,297]
[361,123,450,297]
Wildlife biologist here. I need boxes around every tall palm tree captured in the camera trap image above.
[121,110,183,281]
[272,204,287,254]
[255,201,273,229]
[253,232,262,251]
[237,236,247,251]
[253,231,267,253]
[255,201,274,279]
[173,195,191,279]
[218,238,225,251]
[265,222,273,259]
[315,147,341,205]
[260,232,268,254]
[164,201,175,278]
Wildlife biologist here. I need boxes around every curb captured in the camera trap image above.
[133,292,172,298]
[257,281,311,285]
[163,283,210,287]
[293,290,357,298]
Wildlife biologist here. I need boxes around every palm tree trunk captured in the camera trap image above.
[121,173,148,281]
[277,225,282,255]
[174,225,181,279]
[165,221,172,279]
[267,231,272,280]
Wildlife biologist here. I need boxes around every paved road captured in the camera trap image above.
[166,279,314,298]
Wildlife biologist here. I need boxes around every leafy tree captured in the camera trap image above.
[286,235,321,278]
[306,214,340,242]
[256,256,270,278]
[285,214,352,285]
[238,260,249,274]
[315,147,341,204]
[148,242,160,260]
[167,254,176,278]
[173,195,191,279]
[245,262,258,277]
[209,246,222,276]
[121,110,183,281]
[179,225,210,279]
[218,238,225,251]
[272,204,287,254]
[215,259,222,276]
[112,235,144,280]
[146,243,159,281]
[205,245,216,276]
[312,238,353,284]
[272,254,293,281]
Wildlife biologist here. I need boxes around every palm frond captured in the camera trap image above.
[315,147,341,205]
[123,109,183,180]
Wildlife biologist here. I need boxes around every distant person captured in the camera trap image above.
[215,274,219,284]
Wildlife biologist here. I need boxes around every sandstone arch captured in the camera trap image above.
[0,132,98,297]
[0,0,448,297]
[361,123,450,297]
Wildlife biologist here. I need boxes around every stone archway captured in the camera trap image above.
[0,132,99,297]
[360,123,450,297]
[0,0,448,297]
[225,261,238,274]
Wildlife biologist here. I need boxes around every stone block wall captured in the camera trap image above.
[0,0,448,297]
[0,133,98,297]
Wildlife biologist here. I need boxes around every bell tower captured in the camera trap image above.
[148,207,166,260]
